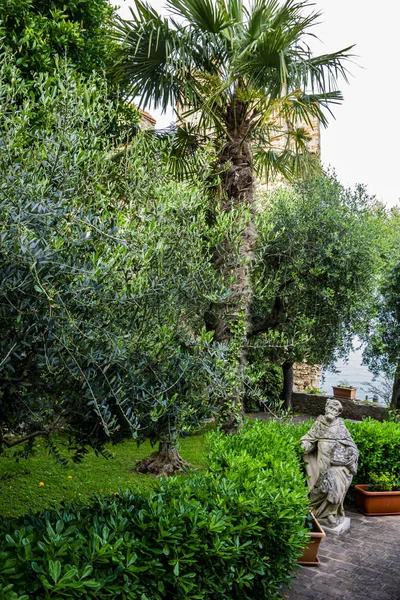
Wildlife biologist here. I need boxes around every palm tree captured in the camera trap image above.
[112,0,352,437]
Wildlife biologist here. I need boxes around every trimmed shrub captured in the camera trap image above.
[347,419,400,485]
[0,421,309,599]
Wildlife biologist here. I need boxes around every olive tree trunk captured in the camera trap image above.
[136,441,192,477]
[281,361,294,410]
[390,360,400,410]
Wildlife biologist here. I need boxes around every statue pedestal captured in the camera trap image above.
[321,516,351,536]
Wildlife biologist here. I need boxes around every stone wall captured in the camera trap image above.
[139,108,156,130]
[293,363,322,392]
[292,392,388,422]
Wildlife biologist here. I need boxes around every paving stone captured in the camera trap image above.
[285,512,400,600]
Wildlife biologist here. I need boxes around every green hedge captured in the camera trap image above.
[0,420,309,599]
[347,419,400,486]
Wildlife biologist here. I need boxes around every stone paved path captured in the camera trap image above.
[284,509,400,600]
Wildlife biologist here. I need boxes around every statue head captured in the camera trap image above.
[325,398,343,423]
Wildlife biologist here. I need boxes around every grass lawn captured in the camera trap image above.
[0,427,211,518]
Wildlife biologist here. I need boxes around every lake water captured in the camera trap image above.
[320,339,389,405]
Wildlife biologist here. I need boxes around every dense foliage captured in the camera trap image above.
[348,419,400,489]
[112,0,353,430]
[0,0,115,80]
[253,175,388,366]
[0,420,309,599]
[0,0,138,138]
[247,175,389,407]
[362,212,400,408]
[243,362,283,412]
[0,61,221,461]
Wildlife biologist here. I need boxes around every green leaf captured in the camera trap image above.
[49,559,61,583]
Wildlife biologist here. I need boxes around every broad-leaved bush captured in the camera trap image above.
[0,420,309,598]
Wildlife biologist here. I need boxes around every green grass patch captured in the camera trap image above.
[0,427,212,518]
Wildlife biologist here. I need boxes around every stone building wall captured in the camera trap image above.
[139,108,156,130]
[293,363,322,392]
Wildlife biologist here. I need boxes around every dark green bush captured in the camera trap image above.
[0,421,309,599]
[347,419,400,485]
[243,361,283,412]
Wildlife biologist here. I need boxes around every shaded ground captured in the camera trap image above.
[285,509,400,600]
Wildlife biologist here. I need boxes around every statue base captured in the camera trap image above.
[321,516,351,535]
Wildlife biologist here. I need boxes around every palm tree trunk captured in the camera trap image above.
[390,360,400,410]
[205,102,256,433]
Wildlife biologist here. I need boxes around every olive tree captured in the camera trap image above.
[0,61,221,474]
[249,175,389,408]
[362,211,400,409]
[0,0,115,79]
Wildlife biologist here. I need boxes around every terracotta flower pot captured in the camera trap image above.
[355,484,400,516]
[298,513,326,566]
[332,386,357,400]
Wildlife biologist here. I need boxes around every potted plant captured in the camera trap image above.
[297,512,326,565]
[355,472,400,516]
[332,380,357,400]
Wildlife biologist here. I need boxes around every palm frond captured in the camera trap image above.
[225,0,244,23]
[112,3,179,111]
[277,89,344,128]
[112,1,230,112]
[109,0,353,176]
[290,47,356,94]
[253,120,321,183]
[236,4,320,97]
[178,73,237,137]
[166,123,211,180]
[166,0,231,33]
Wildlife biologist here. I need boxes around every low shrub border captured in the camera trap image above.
[0,420,309,599]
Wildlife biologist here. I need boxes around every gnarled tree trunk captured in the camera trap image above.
[136,441,192,477]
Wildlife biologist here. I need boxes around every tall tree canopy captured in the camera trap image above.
[0,0,139,137]
[249,175,390,408]
[112,0,353,431]
[362,211,400,409]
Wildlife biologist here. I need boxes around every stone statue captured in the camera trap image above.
[301,398,359,528]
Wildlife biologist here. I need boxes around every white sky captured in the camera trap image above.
[112,0,400,208]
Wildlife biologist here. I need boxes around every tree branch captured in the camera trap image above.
[247,281,293,337]
[0,409,69,449]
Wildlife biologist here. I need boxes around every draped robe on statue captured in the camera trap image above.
[301,416,359,522]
